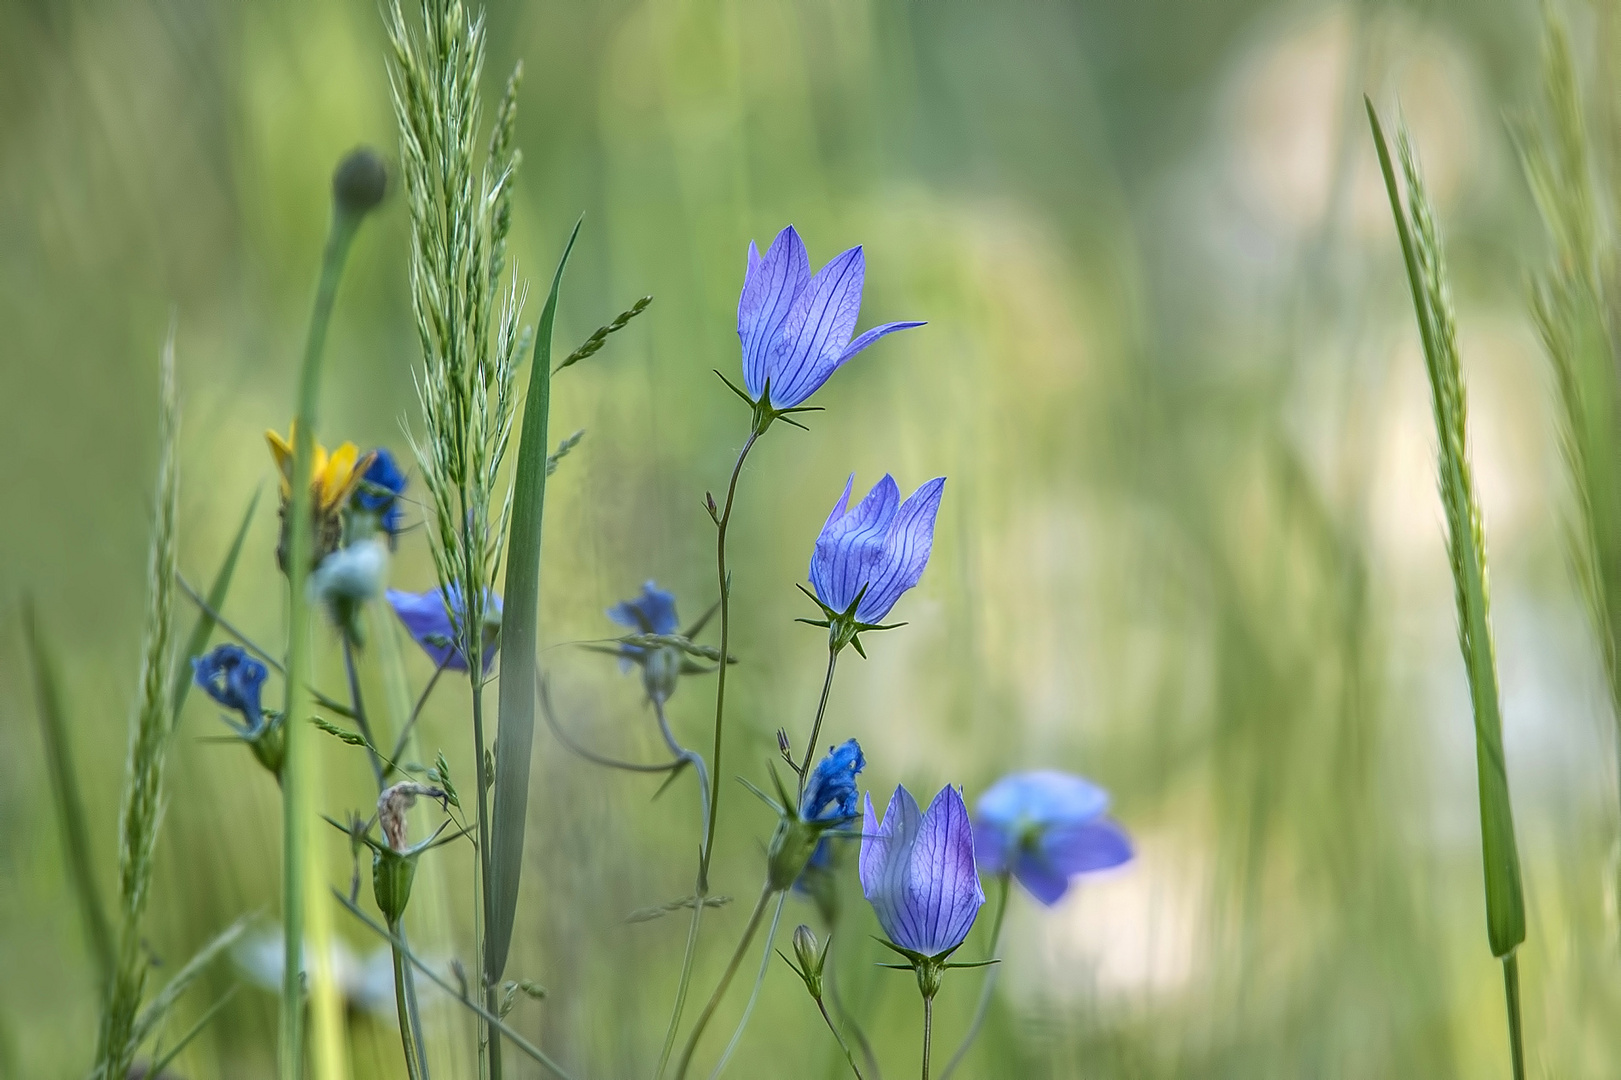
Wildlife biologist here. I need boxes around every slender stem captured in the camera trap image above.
[343,633,386,789]
[795,645,840,798]
[656,696,712,841]
[828,948,882,1080]
[281,198,363,1080]
[400,924,433,1080]
[390,927,425,1080]
[659,432,759,1080]
[702,430,760,882]
[920,997,933,1080]
[1503,954,1526,1080]
[389,657,451,771]
[470,666,501,1080]
[938,873,1009,1079]
[673,881,775,1080]
[815,997,866,1080]
[709,891,787,1077]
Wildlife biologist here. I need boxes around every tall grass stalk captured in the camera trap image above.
[91,328,180,1080]
[1367,101,1528,1078]
[389,1,531,1073]
[281,148,382,1079]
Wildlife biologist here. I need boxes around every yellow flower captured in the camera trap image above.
[265,423,374,513]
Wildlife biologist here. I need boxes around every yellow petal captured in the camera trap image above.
[321,442,361,510]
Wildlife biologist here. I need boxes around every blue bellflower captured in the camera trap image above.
[354,448,408,540]
[810,474,946,628]
[766,739,866,892]
[738,225,924,410]
[387,585,502,673]
[607,580,680,665]
[192,644,269,731]
[860,784,985,959]
[974,771,1133,906]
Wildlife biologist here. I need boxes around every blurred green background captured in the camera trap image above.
[4,0,1615,1076]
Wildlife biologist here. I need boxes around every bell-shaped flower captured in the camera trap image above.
[807,474,946,646]
[387,585,502,673]
[192,644,268,731]
[738,225,923,411]
[353,448,408,543]
[860,784,984,961]
[974,770,1132,906]
[608,580,680,665]
[598,580,729,705]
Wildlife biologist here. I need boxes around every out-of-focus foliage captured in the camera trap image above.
[10,0,1621,1077]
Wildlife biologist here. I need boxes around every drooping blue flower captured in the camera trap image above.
[738,225,924,410]
[607,580,680,665]
[386,585,502,673]
[354,448,408,539]
[800,738,865,824]
[974,771,1133,906]
[810,474,946,625]
[860,784,984,958]
[192,644,269,731]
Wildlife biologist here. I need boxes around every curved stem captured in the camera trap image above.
[673,881,774,1080]
[938,873,1009,1079]
[656,882,707,1079]
[920,997,933,1080]
[702,431,760,882]
[795,645,840,798]
[390,926,426,1080]
[343,633,386,789]
[815,997,865,1080]
[709,891,787,1078]
[655,696,712,841]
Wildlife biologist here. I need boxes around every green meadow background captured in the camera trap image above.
[1,0,1613,1076]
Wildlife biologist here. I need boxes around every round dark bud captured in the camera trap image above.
[332,147,388,215]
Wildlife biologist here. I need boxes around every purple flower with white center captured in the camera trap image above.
[738,225,924,410]
[607,580,680,665]
[860,784,984,958]
[386,585,502,673]
[974,771,1133,906]
[810,474,946,627]
[192,643,269,731]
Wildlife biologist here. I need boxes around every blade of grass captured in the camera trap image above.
[23,599,115,987]
[172,485,262,727]
[487,218,580,985]
[1368,99,1527,1077]
[145,986,238,1078]
[130,915,250,1048]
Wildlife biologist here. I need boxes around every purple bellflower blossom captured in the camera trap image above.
[806,474,946,649]
[607,580,680,666]
[974,770,1133,906]
[192,643,269,732]
[738,225,924,412]
[766,739,866,892]
[860,784,985,960]
[387,585,502,673]
[354,448,408,542]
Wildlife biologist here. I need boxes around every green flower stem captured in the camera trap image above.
[1504,954,1526,1080]
[827,949,882,1080]
[391,922,426,1080]
[815,996,866,1080]
[658,430,761,1080]
[709,890,787,1077]
[795,645,840,799]
[920,996,933,1080]
[468,661,499,1080]
[281,196,364,1080]
[673,880,776,1079]
[938,873,1009,1079]
[342,632,386,790]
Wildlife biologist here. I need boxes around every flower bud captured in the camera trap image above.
[642,645,682,704]
[792,924,824,998]
[373,848,417,924]
[333,147,388,217]
[766,819,820,892]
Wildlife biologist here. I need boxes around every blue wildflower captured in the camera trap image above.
[607,580,681,663]
[192,644,268,732]
[800,738,865,824]
[808,474,946,642]
[354,448,408,541]
[974,770,1133,906]
[860,784,984,960]
[738,225,924,411]
[386,585,502,673]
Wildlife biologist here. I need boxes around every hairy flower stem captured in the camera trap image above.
[282,195,365,1080]
[795,646,840,799]
[1504,954,1526,1080]
[920,997,933,1080]
[673,881,775,1079]
[658,432,760,1079]
[938,874,1009,1079]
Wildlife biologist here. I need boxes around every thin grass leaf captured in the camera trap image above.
[144,985,238,1078]
[172,486,261,727]
[23,599,114,986]
[488,219,580,985]
[93,327,181,1080]
[130,915,250,1049]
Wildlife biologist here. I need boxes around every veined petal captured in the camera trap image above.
[860,786,923,948]
[739,226,809,399]
[972,820,1011,876]
[812,475,899,613]
[902,785,983,955]
[768,246,866,407]
[808,474,855,606]
[856,477,945,623]
[838,320,926,365]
